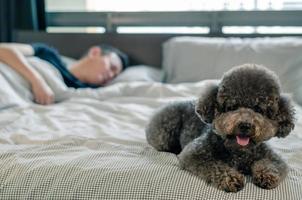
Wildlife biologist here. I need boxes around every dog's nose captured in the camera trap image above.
[238,122,252,133]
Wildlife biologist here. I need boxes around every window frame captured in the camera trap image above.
[46,10,302,35]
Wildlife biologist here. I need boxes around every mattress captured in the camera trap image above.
[0,79,301,199]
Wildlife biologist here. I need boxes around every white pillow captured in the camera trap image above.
[162,37,302,91]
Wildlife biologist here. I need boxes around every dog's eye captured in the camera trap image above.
[266,107,276,118]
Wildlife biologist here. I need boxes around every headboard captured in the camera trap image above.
[15,30,302,68]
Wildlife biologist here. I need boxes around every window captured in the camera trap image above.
[222,26,302,34]
[45,0,302,34]
[116,27,209,34]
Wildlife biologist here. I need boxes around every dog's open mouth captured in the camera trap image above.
[236,135,250,146]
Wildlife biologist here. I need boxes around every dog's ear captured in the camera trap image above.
[195,82,219,123]
[275,94,295,138]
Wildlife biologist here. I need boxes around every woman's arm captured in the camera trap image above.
[0,43,54,105]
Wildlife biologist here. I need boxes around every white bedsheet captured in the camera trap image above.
[0,60,301,199]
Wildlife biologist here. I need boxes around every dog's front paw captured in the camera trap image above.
[217,170,245,193]
[253,167,281,189]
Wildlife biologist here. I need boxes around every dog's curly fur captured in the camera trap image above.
[145,64,295,192]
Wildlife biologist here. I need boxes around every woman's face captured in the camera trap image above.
[84,46,123,85]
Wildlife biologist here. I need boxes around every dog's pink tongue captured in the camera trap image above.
[236,136,250,146]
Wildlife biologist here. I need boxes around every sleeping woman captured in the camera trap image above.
[0,43,129,105]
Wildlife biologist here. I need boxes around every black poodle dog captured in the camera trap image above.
[145,64,295,192]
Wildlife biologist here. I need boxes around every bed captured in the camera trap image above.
[0,35,302,199]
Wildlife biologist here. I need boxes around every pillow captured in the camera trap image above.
[162,37,302,89]
[106,65,163,85]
